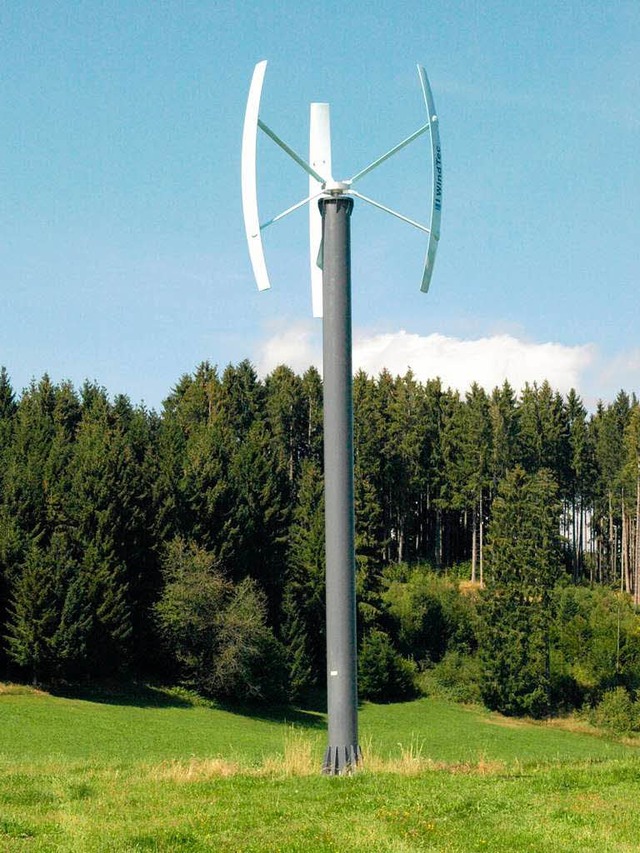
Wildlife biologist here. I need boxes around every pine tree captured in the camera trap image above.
[565,390,596,581]
[417,378,446,564]
[5,541,58,683]
[480,466,563,717]
[0,368,18,674]
[3,376,57,540]
[219,360,264,442]
[352,371,385,624]
[0,367,17,465]
[439,383,491,577]
[179,404,235,557]
[621,406,640,603]
[264,365,306,486]
[517,381,568,482]
[300,366,324,465]
[488,382,518,489]
[386,371,425,564]
[282,459,325,696]
[592,393,633,585]
[224,419,290,623]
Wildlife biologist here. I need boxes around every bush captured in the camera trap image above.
[551,586,640,706]
[358,630,417,703]
[154,539,287,702]
[419,650,482,704]
[588,687,639,736]
[382,565,478,665]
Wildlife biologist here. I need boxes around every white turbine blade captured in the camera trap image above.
[309,103,332,318]
[418,64,442,293]
[241,60,270,291]
[348,123,429,186]
[258,119,326,183]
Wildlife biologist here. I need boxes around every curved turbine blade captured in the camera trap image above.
[309,103,332,318]
[418,64,442,293]
[241,60,270,291]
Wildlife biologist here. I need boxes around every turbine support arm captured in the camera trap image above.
[241,59,442,299]
[348,123,430,186]
[259,191,325,232]
[349,190,432,235]
[258,119,327,183]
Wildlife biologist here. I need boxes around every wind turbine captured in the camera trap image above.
[242,61,442,774]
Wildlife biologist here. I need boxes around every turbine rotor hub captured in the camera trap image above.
[323,180,350,195]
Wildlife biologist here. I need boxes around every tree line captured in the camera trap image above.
[1,362,639,713]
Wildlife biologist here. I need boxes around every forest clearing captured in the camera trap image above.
[2,366,640,721]
[1,683,640,851]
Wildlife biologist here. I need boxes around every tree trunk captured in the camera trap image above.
[435,509,443,569]
[479,491,484,586]
[635,462,640,607]
[609,492,616,585]
[578,499,584,581]
[471,503,477,583]
[622,494,629,593]
[571,494,580,583]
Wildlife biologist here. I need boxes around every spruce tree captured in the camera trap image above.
[264,365,306,486]
[0,368,18,674]
[488,382,518,488]
[224,419,290,623]
[479,466,562,717]
[565,389,596,580]
[300,366,324,464]
[5,541,58,683]
[282,459,325,696]
[352,371,385,623]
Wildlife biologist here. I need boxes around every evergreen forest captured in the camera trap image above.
[2,361,640,721]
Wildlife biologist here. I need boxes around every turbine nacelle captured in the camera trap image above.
[322,180,351,194]
[241,60,442,317]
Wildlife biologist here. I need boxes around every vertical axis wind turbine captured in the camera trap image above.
[242,61,442,775]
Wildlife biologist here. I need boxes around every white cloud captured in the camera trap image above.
[255,323,319,377]
[591,348,640,403]
[256,324,596,396]
[354,331,594,396]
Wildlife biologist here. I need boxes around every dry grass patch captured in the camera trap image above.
[0,682,47,697]
[361,735,509,777]
[259,726,320,776]
[481,713,530,729]
[141,730,513,782]
[145,727,323,781]
[542,714,595,733]
[458,579,483,594]
[147,757,241,782]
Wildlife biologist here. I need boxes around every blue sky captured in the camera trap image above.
[1,1,638,409]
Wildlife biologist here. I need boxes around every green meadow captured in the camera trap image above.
[1,684,640,851]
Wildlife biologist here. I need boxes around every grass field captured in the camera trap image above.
[1,683,640,851]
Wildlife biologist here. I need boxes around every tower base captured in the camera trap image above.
[322,744,362,776]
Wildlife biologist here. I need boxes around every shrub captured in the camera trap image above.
[381,564,478,665]
[358,630,417,703]
[588,687,639,736]
[420,650,482,704]
[551,586,640,705]
[154,539,286,702]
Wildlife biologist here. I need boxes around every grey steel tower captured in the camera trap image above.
[319,196,361,773]
[241,61,442,774]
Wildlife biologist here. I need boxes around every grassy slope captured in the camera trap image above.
[1,685,639,851]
